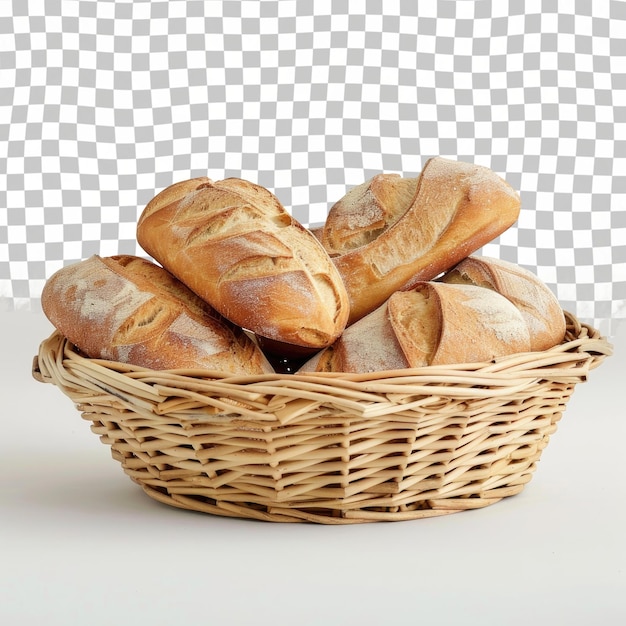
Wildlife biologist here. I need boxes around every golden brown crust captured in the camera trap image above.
[321,173,419,255]
[297,301,411,374]
[332,301,411,372]
[136,177,350,352]
[410,282,530,366]
[385,288,442,367]
[330,157,521,325]
[41,255,275,374]
[138,176,212,222]
[439,255,566,351]
[298,281,531,374]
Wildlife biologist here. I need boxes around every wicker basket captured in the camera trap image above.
[33,311,611,524]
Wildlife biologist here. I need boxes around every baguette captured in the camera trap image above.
[298,281,531,374]
[41,255,275,374]
[321,173,418,255]
[136,177,350,355]
[327,157,521,325]
[439,255,566,351]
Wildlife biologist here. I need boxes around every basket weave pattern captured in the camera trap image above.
[34,312,611,523]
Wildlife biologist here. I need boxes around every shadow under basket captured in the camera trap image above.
[33,311,612,524]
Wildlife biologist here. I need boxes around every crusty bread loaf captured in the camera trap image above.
[41,255,275,374]
[327,157,521,325]
[439,255,566,351]
[299,298,412,373]
[298,282,531,374]
[136,177,350,354]
[321,173,419,256]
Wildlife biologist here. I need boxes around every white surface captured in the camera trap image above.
[2,311,625,626]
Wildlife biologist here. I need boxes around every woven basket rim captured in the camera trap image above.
[34,310,612,386]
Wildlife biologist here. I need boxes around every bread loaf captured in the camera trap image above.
[326,157,521,325]
[298,281,531,374]
[41,255,275,374]
[321,173,418,256]
[439,255,566,351]
[136,177,350,354]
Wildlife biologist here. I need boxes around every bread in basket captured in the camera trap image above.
[33,311,611,524]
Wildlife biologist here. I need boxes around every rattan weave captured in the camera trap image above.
[33,311,611,523]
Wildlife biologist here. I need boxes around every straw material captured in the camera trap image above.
[33,311,612,524]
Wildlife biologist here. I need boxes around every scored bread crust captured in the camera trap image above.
[439,255,566,351]
[296,301,410,374]
[41,255,275,374]
[298,282,531,374]
[391,282,531,367]
[136,177,350,352]
[321,173,419,256]
[330,157,522,325]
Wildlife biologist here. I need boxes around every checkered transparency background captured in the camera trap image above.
[1,0,625,337]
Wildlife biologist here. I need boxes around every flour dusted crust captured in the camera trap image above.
[440,255,566,351]
[297,301,411,374]
[41,255,275,374]
[404,282,531,366]
[329,157,521,325]
[136,177,350,353]
[298,282,531,374]
[321,173,419,256]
